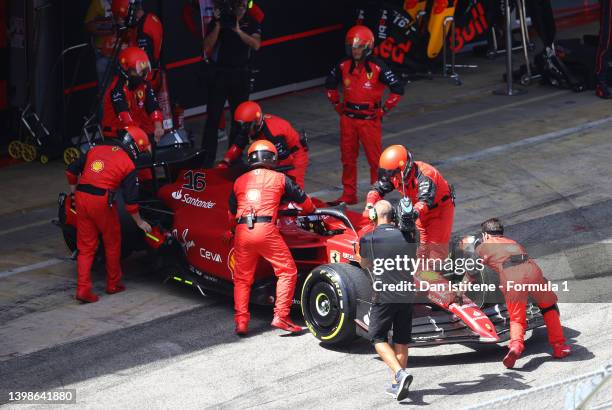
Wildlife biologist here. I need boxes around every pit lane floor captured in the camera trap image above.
[1,32,612,409]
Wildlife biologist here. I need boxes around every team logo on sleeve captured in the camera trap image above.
[91,160,105,173]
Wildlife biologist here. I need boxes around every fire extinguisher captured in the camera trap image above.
[157,70,174,131]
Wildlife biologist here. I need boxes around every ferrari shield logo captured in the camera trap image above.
[137,90,144,100]
[112,146,120,152]
[343,78,350,87]
[227,248,236,278]
[330,250,340,263]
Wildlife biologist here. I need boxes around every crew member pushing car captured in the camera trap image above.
[228,140,316,335]
[365,145,455,261]
[325,25,404,205]
[66,126,152,303]
[460,218,571,368]
[216,101,309,188]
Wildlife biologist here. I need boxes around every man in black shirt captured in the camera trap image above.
[202,0,262,166]
[359,200,416,401]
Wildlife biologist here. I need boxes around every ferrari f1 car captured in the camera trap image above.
[56,143,545,347]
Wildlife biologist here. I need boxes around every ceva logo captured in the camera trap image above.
[200,247,222,263]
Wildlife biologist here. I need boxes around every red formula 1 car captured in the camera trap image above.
[56,144,544,346]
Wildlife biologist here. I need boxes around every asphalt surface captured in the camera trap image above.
[1,37,612,408]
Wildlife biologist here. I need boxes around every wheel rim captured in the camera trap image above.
[308,282,340,329]
[63,147,80,165]
[8,141,23,159]
[40,155,49,164]
[315,293,331,317]
[22,144,36,162]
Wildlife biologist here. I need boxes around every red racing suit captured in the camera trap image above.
[367,161,454,260]
[65,143,140,296]
[475,234,565,353]
[221,114,309,188]
[228,167,315,325]
[124,12,164,89]
[325,57,404,199]
[101,74,163,138]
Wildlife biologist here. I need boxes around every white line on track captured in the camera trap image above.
[0,258,67,279]
[309,115,612,197]
[430,115,612,168]
[0,220,53,236]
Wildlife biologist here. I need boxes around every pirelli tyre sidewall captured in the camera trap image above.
[301,263,364,346]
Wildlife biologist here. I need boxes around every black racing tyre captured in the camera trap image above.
[301,263,371,346]
[62,225,77,253]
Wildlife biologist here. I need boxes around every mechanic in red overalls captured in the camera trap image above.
[228,140,316,335]
[365,145,455,261]
[66,126,152,303]
[216,101,309,188]
[101,46,164,142]
[111,0,163,86]
[325,25,404,205]
[466,218,571,368]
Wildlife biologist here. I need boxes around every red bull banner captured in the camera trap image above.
[355,0,492,73]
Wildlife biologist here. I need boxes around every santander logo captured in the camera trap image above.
[171,189,215,209]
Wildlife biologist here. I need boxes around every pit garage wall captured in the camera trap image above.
[49,0,350,144]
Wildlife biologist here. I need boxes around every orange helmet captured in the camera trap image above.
[378,145,414,181]
[247,139,277,169]
[118,47,151,78]
[234,101,264,138]
[121,126,151,158]
[345,25,375,58]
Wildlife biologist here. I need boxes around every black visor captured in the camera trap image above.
[247,150,277,168]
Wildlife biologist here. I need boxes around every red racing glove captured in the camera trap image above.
[327,89,344,115]
[335,103,345,115]
[299,196,316,215]
[326,89,340,105]
[215,160,229,169]
[383,93,402,113]
[363,190,382,217]
[118,111,136,127]
[150,110,164,123]
[221,144,243,164]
